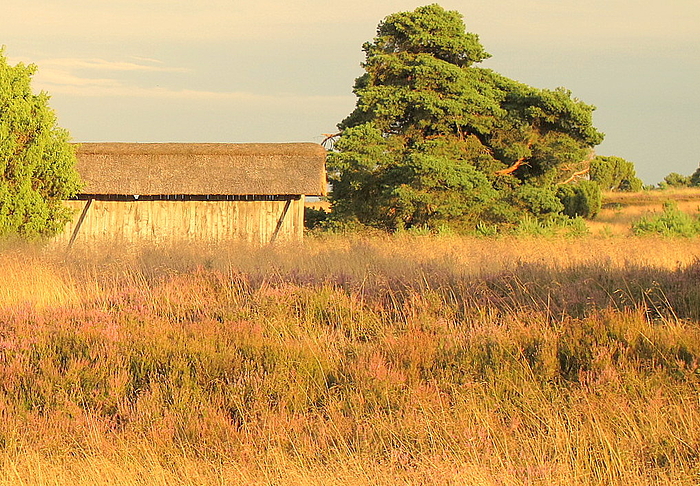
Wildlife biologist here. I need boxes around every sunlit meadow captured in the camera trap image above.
[0,234,698,485]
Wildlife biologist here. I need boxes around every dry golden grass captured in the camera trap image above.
[0,250,78,309]
[604,187,700,205]
[0,235,698,485]
[589,188,700,236]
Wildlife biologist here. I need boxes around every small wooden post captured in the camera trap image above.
[67,197,93,250]
[269,198,292,244]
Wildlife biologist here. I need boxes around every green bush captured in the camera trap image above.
[632,201,700,237]
[690,165,700,187]
[304,206,328,230]
[663,173,691,188]
[556,180,602,219]
[511,214,590,237]
[589,156,643,192]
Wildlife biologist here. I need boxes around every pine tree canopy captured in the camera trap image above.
[328,4,605,231]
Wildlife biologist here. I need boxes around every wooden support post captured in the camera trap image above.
[269,198,292,244]
[67,197,93,250]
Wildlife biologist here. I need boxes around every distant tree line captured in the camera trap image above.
[659,166,700,189]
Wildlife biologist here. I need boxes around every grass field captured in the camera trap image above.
[587,188,700,236]
[0,235,699,485]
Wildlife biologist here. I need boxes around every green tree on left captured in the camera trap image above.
[0,48,81,239]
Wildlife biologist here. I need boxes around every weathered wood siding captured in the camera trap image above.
[56,198,305,245]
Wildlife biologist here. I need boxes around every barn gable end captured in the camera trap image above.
[59,142,326,245]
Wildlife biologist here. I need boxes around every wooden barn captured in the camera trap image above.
[59,142,327,245]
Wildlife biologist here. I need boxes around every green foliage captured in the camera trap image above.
[589,155,643,192]
[556,180,602,219]
[0,48,81,239]
[328,4,603,232]
[690,165,700,187]
[474,221,498,237]
[510,214,590,237]
[632,201,700,237]
[303,206,328,230]
[511,185,564,216]
[658,166,700,189]
[663,172,691,188]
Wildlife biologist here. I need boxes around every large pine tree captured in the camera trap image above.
[328,4,604,231]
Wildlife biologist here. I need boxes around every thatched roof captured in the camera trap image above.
[74,143,327,196]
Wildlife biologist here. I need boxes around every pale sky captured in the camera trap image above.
[3,0,699,184]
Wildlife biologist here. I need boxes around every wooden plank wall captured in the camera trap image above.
[56,198,305,246]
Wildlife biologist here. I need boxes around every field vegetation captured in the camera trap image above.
[0,235,698,485]
[589,187,700,236]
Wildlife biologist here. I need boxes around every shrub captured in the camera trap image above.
[556,180,602,219]
[663,172,691,188]
[590,155,643,192]
[510,214,590,237]
[632,201,700,237]
[690,165,700,187]
[303,206,328,230]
